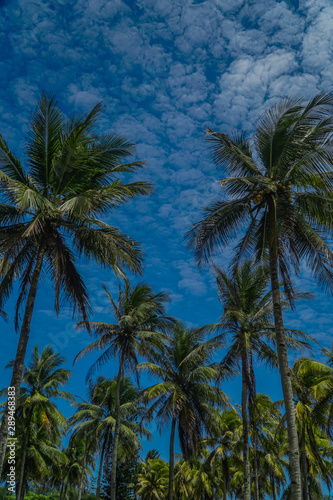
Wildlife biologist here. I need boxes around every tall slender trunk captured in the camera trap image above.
[271,475,276,500]
[248,352,258,500]
[253,438,259,500]
[168,414,176,500]
[60,483,68,500]
[222,458,228,499]
[241,353,251,500]
[78,445,87,500]
[110,356,124,500]
[269,246,301,499]
[17,406,33,500]
[300,426,309,500]
[96,434,107,499]
[0,247,44,476]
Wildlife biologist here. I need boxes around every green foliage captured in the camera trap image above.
[187,93,333,297]
[139,323,228,460]
[101,448,139,499]
[75,281,175,381]
[1,346,71,494]
[24,493,60,499]
[135,457,169,500]
[0,93,151,324]
[2,93,333,500]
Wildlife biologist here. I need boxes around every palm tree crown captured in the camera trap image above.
[0,92,151,323]
[75,281,175,381]
[1,346,72,499]
[0,92,152,476]
[138,323,228,500]
[187,93,333,295]
[75,280,174,500]
[186,93,333,500]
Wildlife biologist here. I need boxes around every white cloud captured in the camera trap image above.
[214,50,298,128]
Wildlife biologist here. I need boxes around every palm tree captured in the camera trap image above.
[215,262,273,500]
[60,435,95,500]
[75,281,175,500]
[204,408,243,499]
[138,323,228,500]
[186,93,333,499]
[309,345,333,424]
[69,376,150,499]
[0,92,151,474]
[174,452,223,500]
[292,359,333,499]
[249,394,287,500]
[0,345,73,499]
[136,455,169,500]
[203,261,312,500]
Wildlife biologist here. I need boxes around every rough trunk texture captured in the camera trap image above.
[269,247,302,500]
[241,353,251,500]
[110,360,124,500]
[0,248,44,477]
[168,415,176,500]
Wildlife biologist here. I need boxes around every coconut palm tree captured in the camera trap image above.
[0,92,151,474]
[248,394,286,500]
[215,261,273,500]
[292,359,333,499]
[0,345,73,499]
[186,93,333,499]
[59,435,95,500]
[75,281,175,500]
[136,455,169,500]
[66,428,97,500]
[202,408,243,499]
[174,451,223,500]
[309,345,333,425]
[202,261,312,500]
[69,376,150,499]
[138,323,228,500]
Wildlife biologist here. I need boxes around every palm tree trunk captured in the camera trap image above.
[96,435,107,499]
[110,356,124,500]
[168,414,176,500]
[253,439,259,500]
[241,354,251,500]
[60,482,65,500]
[61,483,68,500]
[17,406,33,500]
[78,446,87,500]
[222,459,228,499]
[269,247,301,500]
[300,427,309,500]
[0,247,44,476]
[271,475,276,500]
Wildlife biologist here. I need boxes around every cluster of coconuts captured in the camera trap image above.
[277,181,293,203]
[252,181,293,204]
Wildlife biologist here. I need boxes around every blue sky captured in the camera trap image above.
[1,0,333,462]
